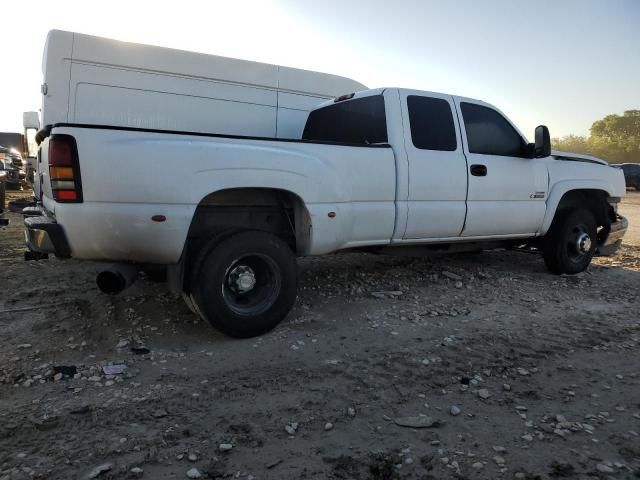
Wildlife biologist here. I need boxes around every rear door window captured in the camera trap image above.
[407,96,457,151]
[461,102,525,157]
[303,95,388,144]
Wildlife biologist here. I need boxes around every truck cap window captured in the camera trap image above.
[407,96,457,151]
[303,95,388,144]
[461,102,525,157]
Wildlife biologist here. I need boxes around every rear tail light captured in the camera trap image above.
[49,134,82,203]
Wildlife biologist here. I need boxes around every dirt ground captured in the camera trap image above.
[1,189,639,480]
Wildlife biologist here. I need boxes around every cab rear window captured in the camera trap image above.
[302,95,388,145]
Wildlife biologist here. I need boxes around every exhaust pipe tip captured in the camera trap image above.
[96,264,138,294]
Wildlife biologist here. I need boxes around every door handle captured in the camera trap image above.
[470,164,487,176]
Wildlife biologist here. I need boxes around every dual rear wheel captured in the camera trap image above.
[189,231,297,338]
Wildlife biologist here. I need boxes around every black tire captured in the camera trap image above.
[543,208,596,274]
[191,231,297,338]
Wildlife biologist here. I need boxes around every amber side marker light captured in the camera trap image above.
[328,212,336,218]
[49,134,83,203]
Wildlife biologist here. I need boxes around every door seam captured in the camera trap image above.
[452,97,469,236]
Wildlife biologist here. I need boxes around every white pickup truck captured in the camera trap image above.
[25,34,628,338]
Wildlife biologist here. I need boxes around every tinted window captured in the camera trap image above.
[407,96,457,151]
[461,102,525,156]
[303,95,387,144]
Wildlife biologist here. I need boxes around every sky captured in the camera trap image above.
[0,0,638,139]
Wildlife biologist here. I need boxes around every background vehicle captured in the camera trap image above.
[38,30,367,140]
[0,132,25,158]
[26,83,628,337]
[0,168,5,212]
[0,130,37,186]
[613,163,640,190]
[0,145,26,188]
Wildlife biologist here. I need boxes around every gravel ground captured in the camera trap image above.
[0,189,639,480]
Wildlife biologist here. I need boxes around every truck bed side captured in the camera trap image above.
[41,125,397,262]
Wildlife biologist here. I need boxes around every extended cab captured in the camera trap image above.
[26,37,628,338]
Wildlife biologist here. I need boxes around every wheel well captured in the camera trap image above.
[554,189,615,227]
[186,188,311,255]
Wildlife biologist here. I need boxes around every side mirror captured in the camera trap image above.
[23,111,40,130]
[534,125,551,157]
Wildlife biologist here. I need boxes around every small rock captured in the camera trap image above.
[186,468,202,479]
[521,434,533,442]
[130,467,144,477]
[187,453,197,461]
[87,463,113,479]
[103,364,127,375]
[53,373,63,382]
[347,407,356,417]
[493,455,505,465]
[454,281,463,289]
[370,290,403,298]
[285,422,298,435]
[219,443,233,452]
[540,423,553,433]
[116,339,129,349]
[17,344,32,349]
[472,462,484,469]
[450,405,461,416]
[477,389,491,400]
[492,446,507,453]
[324,422,334,431]
[502,383,512,391]
[442,271,462,281]
[517,368,530,376]
[596,464,614,474]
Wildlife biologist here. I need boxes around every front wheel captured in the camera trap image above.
[191,231,298,338]
[543,208,596,274]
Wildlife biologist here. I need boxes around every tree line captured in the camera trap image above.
[551,110,639,164]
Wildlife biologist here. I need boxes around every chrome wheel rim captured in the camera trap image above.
[567,223,592,263]
[221,254,281,316]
